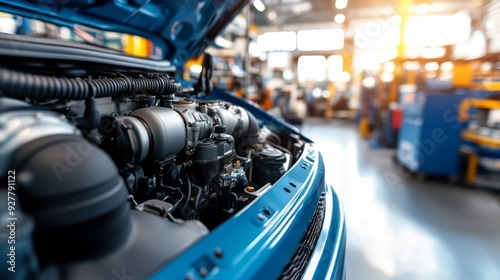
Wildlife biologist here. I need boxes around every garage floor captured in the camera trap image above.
[300,118,500,280]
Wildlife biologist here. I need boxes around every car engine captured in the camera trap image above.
[0,66,301,279]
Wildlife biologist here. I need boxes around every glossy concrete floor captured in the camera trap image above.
[300,118,500,280]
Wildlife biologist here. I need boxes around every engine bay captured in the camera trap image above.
[0,65,305,278]
[95,91,293,229]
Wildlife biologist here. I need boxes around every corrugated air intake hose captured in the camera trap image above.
[0,68,181,100]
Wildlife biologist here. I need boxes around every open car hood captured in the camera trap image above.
[0,0,249,66]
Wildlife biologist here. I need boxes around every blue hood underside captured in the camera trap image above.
[0,0,249,66]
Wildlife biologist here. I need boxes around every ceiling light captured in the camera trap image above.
[334,14,345,24]
[415,3,429,15]
[362,77,376,88]
[424,62,439,72]
[383,62,395,72]
[291,2,313,14]
[253,0,266,12]
[283,69,295,81]
[481,62,493,72]
[340,72,351,83]
[268,11,277,21]
[440,62,454,72]
[335,0,348,10]
[380,72,394,83]
[313,88,322,98]
[421,47,446,59]
[322,90,331,99]
[403,61,420,71]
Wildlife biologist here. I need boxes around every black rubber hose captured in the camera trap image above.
[0,68,90,100]
[246,112,260,138]
[237,112,260,155]
[0,68,181,100]
[10,134,132,264]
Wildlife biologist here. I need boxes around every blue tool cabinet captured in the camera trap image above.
[397,91,467,175]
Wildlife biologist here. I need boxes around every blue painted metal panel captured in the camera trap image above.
[398,92,467,175]
[0,0,250,65]
[150,148,346,280]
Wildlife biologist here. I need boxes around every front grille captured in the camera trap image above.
[279,191,326,280]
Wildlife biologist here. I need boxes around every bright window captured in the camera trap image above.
[453,31,487,59]
[257,31,296,51]
[353,49,398,71]
[327,55,343,82]
[298,56,327,82]
[354,17,400,49]
[404,13,470,47]
[267,52,290,68]
[297,29,344,51]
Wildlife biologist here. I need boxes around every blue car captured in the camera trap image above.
[0,1,345,279]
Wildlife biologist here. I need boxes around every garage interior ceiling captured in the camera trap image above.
[253,0,478,26]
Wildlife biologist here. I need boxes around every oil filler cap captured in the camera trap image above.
[214,125,226,134]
